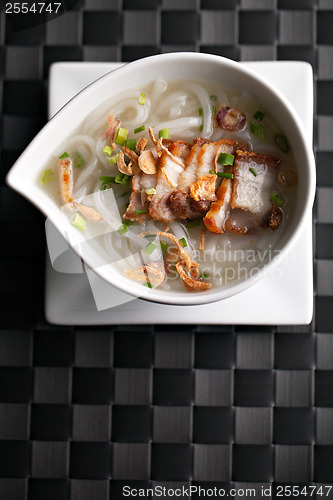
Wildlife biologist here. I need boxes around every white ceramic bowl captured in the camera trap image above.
[6,53,316,306]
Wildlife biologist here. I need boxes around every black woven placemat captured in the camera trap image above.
[1,1,333,498]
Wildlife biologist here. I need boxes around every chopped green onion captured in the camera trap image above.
[99,175,116,183]
[102,145,113,155]
[145,187,156,195]
[199,272,210,279]
[70,213,86,232]
[100,183,111,191]
[143,282,152,288]
[41,169,54,185]
[73,151,84,168]
[198,108,203,116]
[209,169,234,179]
[253,110,264,121]
[134,125,145,134]
[270,190,285,207]
[249,167,257,177]
[250,121,265,139]
[199,125,203,132]
[135,209,146,214]
[210,95,216,101]
[186,219,201,229]
[143,241,158,255]
[115,127,129,146]
[159,128,169,139]
[211,106,216,115]
[217,172,234,179]
[124,139,137,151]
[275,135,290,153]
[218,153,235,166]
[138,93,146,105]
[115,173,131,186]
[160,241,168,253]
[108,153,119,166]
[180,237,187,248]
[117,221,133,236]
[59,152,69,159]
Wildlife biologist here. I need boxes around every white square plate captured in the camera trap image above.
[45,61,313,325]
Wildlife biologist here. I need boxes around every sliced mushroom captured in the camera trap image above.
[278,167,298,187]
[216,106,246,132]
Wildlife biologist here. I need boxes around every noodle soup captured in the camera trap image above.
[40,78,298,293]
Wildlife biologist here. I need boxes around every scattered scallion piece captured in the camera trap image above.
[217,172,234,179]
[135,209,146,214]
[199,125,203,132]
[209,169,234,179]
[210,95,216,101]
[70,213,86,232]
[115,173,132,186]
[143,241,158,256]
[199,272,210,279]
[253,110,264,121]
[218,153,235,166]
[108,153,119,166]
[180,237,187,248]
[59,152,69,159]
[160,241,168,253]
[117,221,133,236]
[134,125,145,134]
[250,121,265,139]
[145,187,156,195]
[124,139,137,151]
[275,135,290,153]
[198,108,203,116]
[270,190,285,207]
[115,127,129,146]
[99,175,116,183]
[249,167,257,177]
[102,145,113,155]
[138,93,146,105]
[159,128,170,139]
[143,282,152,288]
[211,105,216,114]
[41,169,54,185]
[186,219,201,229]
[73,151,84,168]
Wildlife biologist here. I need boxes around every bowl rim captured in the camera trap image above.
[6,52,316,306]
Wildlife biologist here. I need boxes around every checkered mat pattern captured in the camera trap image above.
[1,0,333,498]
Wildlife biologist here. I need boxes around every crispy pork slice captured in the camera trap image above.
[169,141,207,219]
[124,170,157,222]
[190,174,217,202]
[231,150,281,214]
[149,150,185,223]
[124,191,150,223]
[168,140,192,160]
[196,138,247,178]
[188,139,249,209]
[203,178,232,234]
[263,203,283,231]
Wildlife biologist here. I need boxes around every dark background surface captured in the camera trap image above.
[1,0,333,498]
